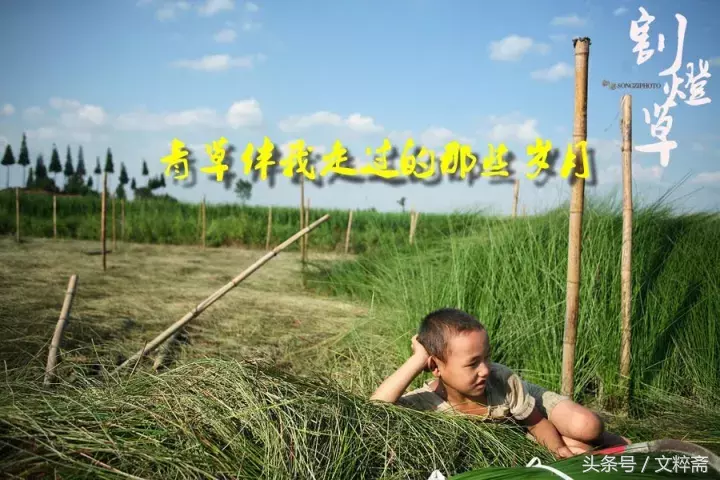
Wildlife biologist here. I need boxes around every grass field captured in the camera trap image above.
[1,199,719,479]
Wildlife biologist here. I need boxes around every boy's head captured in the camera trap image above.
[418,308,492,397]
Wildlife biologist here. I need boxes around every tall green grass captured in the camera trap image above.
[310,197,720,410]
[0,189,488,252]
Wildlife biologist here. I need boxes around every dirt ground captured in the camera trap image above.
[0,236,368,375]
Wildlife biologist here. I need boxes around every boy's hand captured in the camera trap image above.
[554,446,574,459]
[411,335,430,370]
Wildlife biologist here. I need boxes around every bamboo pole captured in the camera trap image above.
[121,199,126,241]
[15,188,19,243]
[303,198,310,262]
[113,214,332,373]
[53,195,57,239]
[620,94,633,402]
[300,176,305,261]
[265,206,272,250]
[409,209,415,244]
[112,196,116,250]
[561,37,591,397]
[201,196,206,249]
[101,172,107,271]
[512,179,520,218]
[344,209,354,254]
[43,274,79,386]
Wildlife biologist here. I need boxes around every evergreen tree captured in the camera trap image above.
[93,157,101,191]
[115,183,126,200]
[130,177,136,190]
[26,167,35,188]
[119,162,129,185]
[64,172,87,195]
[76,146,86,177]
[142,160,149,176]
[35,154,48,180]
[18,133,30,186]
[159,174,166,188]
[49,144,62,180]
[63,146,75,178]
[1,144,15,188]
[87,176,94,189]
[104,148,114,191]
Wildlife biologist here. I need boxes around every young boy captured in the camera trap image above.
[370,308,630,459]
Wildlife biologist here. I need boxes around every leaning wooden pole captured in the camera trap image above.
[512,179,520,218]
[620,94,633,403]
[15,188,20,243]
[113,214,332,373]
[101,172,107,271]
[112,195,117,251]
[299,176,305,261]
[53,195,57,239]
[43,274,79,386]
[561,37,591,397]
[265,206,272,250]
[344,209,354,254]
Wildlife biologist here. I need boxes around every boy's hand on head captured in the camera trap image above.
[410,334,431,371]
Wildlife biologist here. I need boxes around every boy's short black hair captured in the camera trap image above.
[418,308,486,361]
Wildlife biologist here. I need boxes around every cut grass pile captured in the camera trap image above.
[0,359,551,479]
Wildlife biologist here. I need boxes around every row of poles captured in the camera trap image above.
[41,39,635,404]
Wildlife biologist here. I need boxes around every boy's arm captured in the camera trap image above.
[520,408,573,458]
[370,354,427,403]
[371,335,430,403]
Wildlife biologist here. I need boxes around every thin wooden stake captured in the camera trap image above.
[113,214,332,373]
[300,176,305,261]
[53,195,57,239]
[265,206,272,250]
[101,172,107,271]
[201,196,206,249]
[303,198,310,262]
[43,274,78,386]
[512,179,520,218]
[15,188,20,243]
[344,209,354,254]
[409,209,415,244]
[112,196,116,250]
[561,37,591,397]
[620,94,633,404]
[121,199,126,241]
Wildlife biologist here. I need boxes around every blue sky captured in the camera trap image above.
[0,0,718,215]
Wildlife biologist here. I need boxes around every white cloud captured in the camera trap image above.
[482,114,542,145]
[23,106,44,119]
[227,99,262,128]
[690,171,720,184]
[419,127,472,148]
[26,127,59,140]
[489,35,550,61]
[115,108,223,131]
[1,104,15,116]
[613,7,628,16]
[245,1,258,12]
[278,140,327,157]
[198,0,234,16]
[172,54,262,71]
[551,14,587,27]
[49,97,81,110]
[214,28,237,43]
[531,62,573,82]
[604,162,664,182]
[586,137,621,165]
[47,98,108,128]
[387,130,413,145]
[156,1,190,21]
[278,111,383,134]
[242,20,262,31]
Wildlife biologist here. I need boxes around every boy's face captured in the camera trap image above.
[431,329,492,398]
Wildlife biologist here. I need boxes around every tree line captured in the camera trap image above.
[1,133,168,199]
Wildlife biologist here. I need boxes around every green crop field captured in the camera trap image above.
[0,195,719,479]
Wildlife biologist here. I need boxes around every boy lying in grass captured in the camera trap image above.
[371,308,630,459]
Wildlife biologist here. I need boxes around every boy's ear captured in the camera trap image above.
[428,357,439,376]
